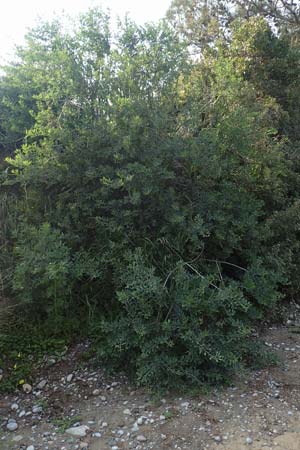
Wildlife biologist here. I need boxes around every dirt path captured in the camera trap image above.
[1,326,300,450]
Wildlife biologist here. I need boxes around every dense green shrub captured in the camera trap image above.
[97,250,280,387]
[0,7,299,388]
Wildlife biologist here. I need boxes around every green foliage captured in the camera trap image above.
[52,415,82,433]
[11,223,72,331]
[0,6,299,389]
[97,249,281,387]
[0,327,67,393]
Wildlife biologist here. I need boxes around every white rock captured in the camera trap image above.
[66,374,74,383]
[79,442,89,450]
[7,421,18,431]
[22,383,32,394]
[19,410,26,418]
[27,446,35,450]
[137,417,144,425]
[93,432,101,437]
[12,435,23,442]
[136,435,147,442]
[65,425,89,437]
[32,405,42,414]
[92,389,100,396]
[131,423,139,432]
[181,402,190,408]
[246,437,253,445]
[123,408,131,415]
[214,436,222,442]
[79,443,89,449]
[37,379,47,390]
[11,403,19,411]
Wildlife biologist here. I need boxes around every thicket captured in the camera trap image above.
[1,1,300,389]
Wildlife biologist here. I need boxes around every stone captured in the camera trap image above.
[37,379,47,390]
[12,435,23,442]
[11,403,19,410]
[136,435,147,442]
[79,443,89,449]
[22,383,32,394]
[93,432,101,437]
[123,408,131,415]
[26,446,35,450]
[7,421,18,431]
[246,437,253,445]
[66,374,74,383]
[131,423,139,432]
[32,405,42,414]
[137,417,144,425]
[65,425,89,437]
[181,402,190,408]
[92,389,100,396]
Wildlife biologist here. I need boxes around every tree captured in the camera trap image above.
[167,0,300,51]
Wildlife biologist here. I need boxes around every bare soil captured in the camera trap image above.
[1,325,300,450]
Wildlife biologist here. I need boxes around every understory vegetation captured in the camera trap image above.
[1,0,300,390]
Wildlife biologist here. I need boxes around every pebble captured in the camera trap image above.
[11,403,19,410]
[22,383,32,394]
[37,379,47,390]
[93,432,101,437]
[123,408,131,415]
[32,405,43,414]
[93,389,100,396]
[27,446,35,450]
[181,402,190,408]
[246,437,253,445]
[66,374,74,383]
[132,423,139,432]
[7,420,18,431]
[136,435,147,442]
[12,435,23,442]
[65,425,89,437]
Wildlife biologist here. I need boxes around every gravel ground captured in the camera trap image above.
[1,323,300,450]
